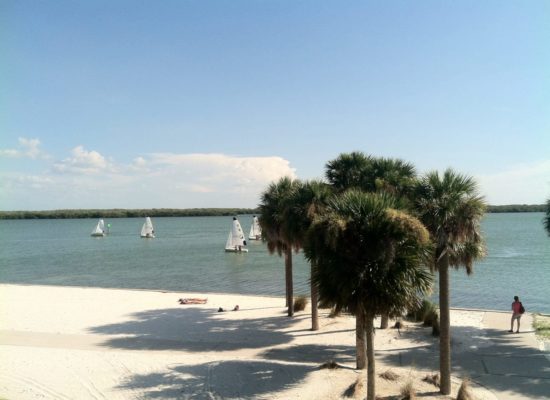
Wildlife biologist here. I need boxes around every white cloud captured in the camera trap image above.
[1,149,298,209]
[476,159,550,204]
[53,146,111,174]
[0,137,49,159]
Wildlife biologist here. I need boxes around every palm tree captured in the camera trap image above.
[289,180,333,330]
[326,152,419,328]
[259,177,302,316]
[414,169,486,395]
[305,190,432,400]
[544,198,550,237]
[325,151,372,192]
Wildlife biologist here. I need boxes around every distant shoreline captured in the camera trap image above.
[0,208,260,220]
[0,205,545,219]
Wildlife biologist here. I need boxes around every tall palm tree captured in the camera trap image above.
[544,198,550,237]
[305,190,432,400]
[414,169,486,395]
[259,177,302,316]
[325,151,372,192]
[289,180,333,330]
[326,152,419,328]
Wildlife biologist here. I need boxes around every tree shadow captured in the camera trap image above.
[88,307,300,352]
[260,344,355,365]
[116,360,315,399]
[377,324,550,399]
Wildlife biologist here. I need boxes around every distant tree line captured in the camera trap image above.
[0,204,545,220]
[486,204,546,213]
[0,208,260,220]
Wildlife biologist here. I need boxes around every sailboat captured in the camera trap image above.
[140,217,155,238]
[91,219,105,237]
[248,215,262,240]
[225,217,248,252]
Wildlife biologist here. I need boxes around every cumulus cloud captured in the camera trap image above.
[53,146,111,174]
[0,137,49,159]
[1,148,298,209]
[476,159,550,204]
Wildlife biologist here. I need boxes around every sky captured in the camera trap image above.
[1,1,549,210]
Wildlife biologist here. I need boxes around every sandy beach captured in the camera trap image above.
[1,284,548,400]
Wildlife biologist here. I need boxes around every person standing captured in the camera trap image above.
[509,296,523,333]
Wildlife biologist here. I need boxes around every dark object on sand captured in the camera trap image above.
[179,298,207,305]
[218,307,224,312]
[319,360,340,369]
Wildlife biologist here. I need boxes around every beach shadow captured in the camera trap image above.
[377,324,550,399]
[88,307,299,352]
[261,344,355,365]
[116,360,315,399]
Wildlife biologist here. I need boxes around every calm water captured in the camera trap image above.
[0,213,548,313]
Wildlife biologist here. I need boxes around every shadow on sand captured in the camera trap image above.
[88,306,300,352]
[377,324,550,399]
[116,360,316,399]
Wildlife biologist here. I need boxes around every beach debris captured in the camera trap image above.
[379,369,399,381]
[218,307,225,312]
[232,305,239,311]
[422,373,440,388]
[319,360,340,369]
[457,377,475,400]
[399,380,416,400]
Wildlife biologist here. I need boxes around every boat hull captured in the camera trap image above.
[140,234,155,239]
[90,233,105,237]
[225,248,249,253]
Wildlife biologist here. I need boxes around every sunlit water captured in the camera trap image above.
[1,213,548,313]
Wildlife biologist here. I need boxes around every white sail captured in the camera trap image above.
[140,217,155,238]
[248,215,262,240]
[91,219,105,237]
[225,217,248,252]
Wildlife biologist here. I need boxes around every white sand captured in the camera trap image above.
[0,284,497,400]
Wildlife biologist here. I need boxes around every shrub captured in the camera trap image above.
[422,373,440,388]
[407,298,437,323]
[319,360,340,369]
[457,377,474,400]
[294,295,308,312]
[343,376,363,398]
[400,380,416,400]
[379,369,399,381]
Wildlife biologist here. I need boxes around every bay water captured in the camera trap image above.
[0,213,548,313]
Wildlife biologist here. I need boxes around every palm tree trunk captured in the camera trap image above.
[439,258,451,395]
[310,262,319,331]
[356,312,367,369]
[380,314,389,329]
[366,314,376,400]
[285,247,294,317]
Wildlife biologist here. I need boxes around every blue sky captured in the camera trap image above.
[1,1,549,210]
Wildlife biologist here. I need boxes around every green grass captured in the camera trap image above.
[533,314,550,340]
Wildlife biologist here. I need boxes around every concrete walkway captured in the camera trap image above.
[466,312,550,400]
[379,311,550,400]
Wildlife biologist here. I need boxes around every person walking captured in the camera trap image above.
[509,296,523,333]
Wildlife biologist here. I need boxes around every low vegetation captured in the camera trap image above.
[400,380,417,400]
[293,295,308,312]
[379,369,399,381]
[422,373,440,388]
[533,314,550,340]
[457,377,474,400]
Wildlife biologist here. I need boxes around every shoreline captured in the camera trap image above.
[2,283,549,399]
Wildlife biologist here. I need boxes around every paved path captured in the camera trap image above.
[379,311,550,400]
